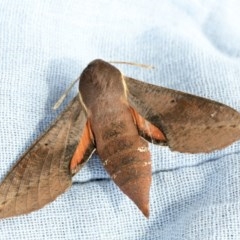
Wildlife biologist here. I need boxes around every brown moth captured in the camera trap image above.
[0,59,240,219]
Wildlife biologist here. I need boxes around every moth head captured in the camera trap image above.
[79,59,126,108]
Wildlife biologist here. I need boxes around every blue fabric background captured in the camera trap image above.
[0,1,240,239]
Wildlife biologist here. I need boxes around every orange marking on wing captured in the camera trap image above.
[70,120,93,170]
[130,107,166,141]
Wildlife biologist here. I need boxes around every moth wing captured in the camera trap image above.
[0,95,94,219]
[125,77,240,153]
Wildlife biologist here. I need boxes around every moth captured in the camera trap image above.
[0,59,240,219]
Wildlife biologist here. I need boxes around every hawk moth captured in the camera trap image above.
[0,59,240,218]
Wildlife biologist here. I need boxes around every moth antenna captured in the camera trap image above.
[109,61,154,69]
[53,77,79,110]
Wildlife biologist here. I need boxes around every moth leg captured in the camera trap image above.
[70,120,95,174]
[130,107,167,144]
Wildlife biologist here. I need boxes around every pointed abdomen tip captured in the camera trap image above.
[140,203,150,218]
[120,176,151,218]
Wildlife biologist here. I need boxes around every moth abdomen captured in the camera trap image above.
[99,135,151,217]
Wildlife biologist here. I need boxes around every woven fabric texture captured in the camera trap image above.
[0,1,240,239]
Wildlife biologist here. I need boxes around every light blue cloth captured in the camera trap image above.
[0,1,240,239]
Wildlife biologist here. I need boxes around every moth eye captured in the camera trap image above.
[44,143,48,146]
[218,125,224,129]
[170,99,176,104]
